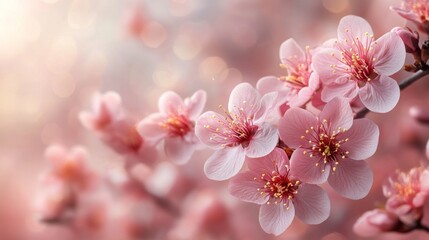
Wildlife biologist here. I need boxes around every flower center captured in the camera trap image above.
[203,105,258,148]
[300,119,350,172]
[331,31,377,83]
[160,114,193,137]
[256,169,300,208]
[385,167,423,203]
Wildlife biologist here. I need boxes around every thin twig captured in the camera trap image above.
[355,70,429,119]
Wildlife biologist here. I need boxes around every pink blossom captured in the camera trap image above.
[391,0,429,34]
[313,15,406,113]
[229,149,330,236]
[37,145,97,222]
[44,145,96,189]
[257,38,319,109]
[383,166,429,219]
[353,209,398,237]
[195,83,278,180]
[279,98,379,199]
[80,92,157,167]
[137,90,206,164]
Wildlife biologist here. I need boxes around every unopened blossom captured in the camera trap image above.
[391,0,429,34]
[279,97,379,199]
[353,209,399,237]
[392,27,420,54]
[138,90,206,164]
[257,38,319,110]
[383,166,429,220]
[313,15,406,113]
[229,149,330,236]
[80,92,157,167]
[195,83,278,180]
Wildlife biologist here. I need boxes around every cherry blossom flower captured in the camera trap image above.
[229,149,330,236]
[80,92,157,167]
[391,0,429,34]
[195,83,278,180]
[353,209,399,237]
[383,166,429,221]
[279,97,379,199]
[137,90,206,164]
[257,38,319,110]
[313,15,406,113]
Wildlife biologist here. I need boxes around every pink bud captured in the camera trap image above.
[353,209,398,237]
[409,106,429,124]
[392,27,420,54]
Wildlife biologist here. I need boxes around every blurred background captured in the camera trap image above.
[1,0,429,239]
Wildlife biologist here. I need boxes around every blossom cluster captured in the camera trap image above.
[34,0,429,238]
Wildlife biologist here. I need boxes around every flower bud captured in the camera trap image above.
[392,27,420,54]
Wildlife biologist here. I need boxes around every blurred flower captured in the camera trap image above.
[383,166,429,223]
[313,15,405,113]
[279,98,378,199]
[137,90,206,164]
[409,105,429,124]
[229,149,330,236]
[80,91,157,167]
[391,0,429,34]
[37,145,97,222]
[195,83,278,180]
[353,209,399,237]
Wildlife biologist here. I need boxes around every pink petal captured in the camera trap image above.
[100,91,122,116]
[373,32,406,76]
[293,184,330,224]
[421,170,429,192]
[137,113,168,142]
[328,159,373,199]
[184,90,207,120]
[279,108,317,148]
[358,75,400,113]
[319,97,353,130]
[195,111,229,149]
[247,148,290,175]
[254,92,279,123]
[321,80,359,103]
[259,202,295,236]
[158,91,184,115]
[341,119,379,160]
[390,7,421,27]
[164,137,195,165]
[279,38,305,63]
[290,148,330,184]
[256,76,286,95]
[79,112,97,130]
[45,145,67,166]
[228,82,261,117]
[308,71,320,90]
[337,15,373,45]
[204,147,246,180]
[229,172,269,204]
[245,123,278,158]
[312,48,349,84]
[288,87,314,108]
